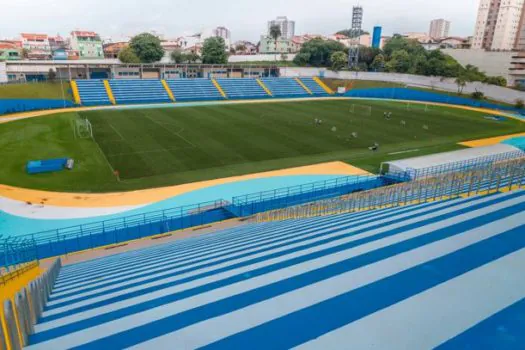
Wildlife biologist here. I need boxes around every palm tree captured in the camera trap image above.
[269,24,282,60]
[455,76,467,94]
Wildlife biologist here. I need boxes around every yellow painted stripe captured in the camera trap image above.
[103,80,116,105]
[70,80,81,105]
[313,76,334,94]
[161,79,175,102]
[211,79,227,99]
[256,79,273,96]
[459,132,525,148]
[295,78,313,95]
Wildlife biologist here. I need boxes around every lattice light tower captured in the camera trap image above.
[348,5,363,69]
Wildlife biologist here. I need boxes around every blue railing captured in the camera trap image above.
[344,88,525,115]
[229,174,387,216]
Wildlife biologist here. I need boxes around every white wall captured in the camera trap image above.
[281,68,525,104]
[228,54,296,62]
[442,49,512,81]
[0,62,7,83]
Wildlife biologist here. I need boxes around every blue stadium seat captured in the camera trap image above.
[27,189,525,349]
[76,80,112,106]
[109,79,171,104]
[299,77,330,96]
[260,77,310,97]
[216,78,269,99]
[167,79,224,101]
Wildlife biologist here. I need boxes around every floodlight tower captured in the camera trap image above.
[348,5,363,69]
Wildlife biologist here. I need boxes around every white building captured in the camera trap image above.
[268,16,295,40]
[472,0,524,51]
[429,19,450,39]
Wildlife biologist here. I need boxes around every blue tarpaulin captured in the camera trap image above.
[26,158,69,174]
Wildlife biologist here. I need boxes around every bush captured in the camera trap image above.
[515,99,524,109]
[471,90,485,100]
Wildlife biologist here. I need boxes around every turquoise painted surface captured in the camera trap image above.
[0,174,363,237]
[502,136,525,151]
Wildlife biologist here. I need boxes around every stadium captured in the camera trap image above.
[1,65,525,349]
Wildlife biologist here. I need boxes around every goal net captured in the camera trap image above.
[349,104,372,116]
[76,118,93,139]
[406,102,431,112]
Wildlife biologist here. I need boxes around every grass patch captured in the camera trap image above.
[0,99,522,192]
[0,82,72,100]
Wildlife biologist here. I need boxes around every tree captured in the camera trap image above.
[21,48,29,59]
[330,51,348,72]
[455,76,467,94]
[515,98,524,109]
[201,37,228,64]
[358,46,381,67]
[129,33,165,63]
[118,46,141,63]
[484,76,507,87]
[385,49,411,73]
[269,24,282,59]
[185,52,200,63]
[471,90,485,100]
[47,68,57,82]
[293,39,346,67]
[235,43,247,52]
[170,49,184,64]
[370,54,385,71]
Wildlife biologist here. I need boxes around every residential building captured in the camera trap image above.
[232,40,257,54]
[103,42,128,59]
[514,3,525,50]
[259,35,299,54]
[429,19,451,39]
[48,36,68,60]
[509,51,525,87]
[213,26,231,48]
[0,42,21,61]
[472,0,524,51]
[20,33,51,60]
[268,16,295,40]
[70,31,103,59]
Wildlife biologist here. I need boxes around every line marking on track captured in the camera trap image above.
[388,149,420,155]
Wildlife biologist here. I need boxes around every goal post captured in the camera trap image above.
[76,118,93,139]
[349,104,372,116]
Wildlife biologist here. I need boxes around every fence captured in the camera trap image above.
[230,174,386,216]
[343,87,524,115]
[384,149,525,181]
[1,259,61,349]
[0,199,231,266]
[0,98,75,115]
[257,156,525,222]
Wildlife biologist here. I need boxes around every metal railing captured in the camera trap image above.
[1,259,61,350]
[257,157,525,222]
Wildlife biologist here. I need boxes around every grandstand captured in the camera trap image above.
[167,79,224,101]
[17,188,525,349]
[0,154,524,348]
[75,80,111,106]
[73,77,330,106]
[109,79,172,104]
[216,78,269,99]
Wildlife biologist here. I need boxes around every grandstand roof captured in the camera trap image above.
[384,144,522,173]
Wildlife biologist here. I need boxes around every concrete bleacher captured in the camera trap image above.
[260,77,311,97]
[26,189,525,349]
[300,77,330,96]
[167,79,224,101]
[216,78,269,99]
[109,79,172,104]
[75,80,111,106]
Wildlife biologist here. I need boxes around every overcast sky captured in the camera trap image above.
[1,0,480,41]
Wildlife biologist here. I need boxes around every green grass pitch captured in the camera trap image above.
[0,99,523,192]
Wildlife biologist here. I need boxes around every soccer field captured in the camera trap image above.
[0,99,523,192]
